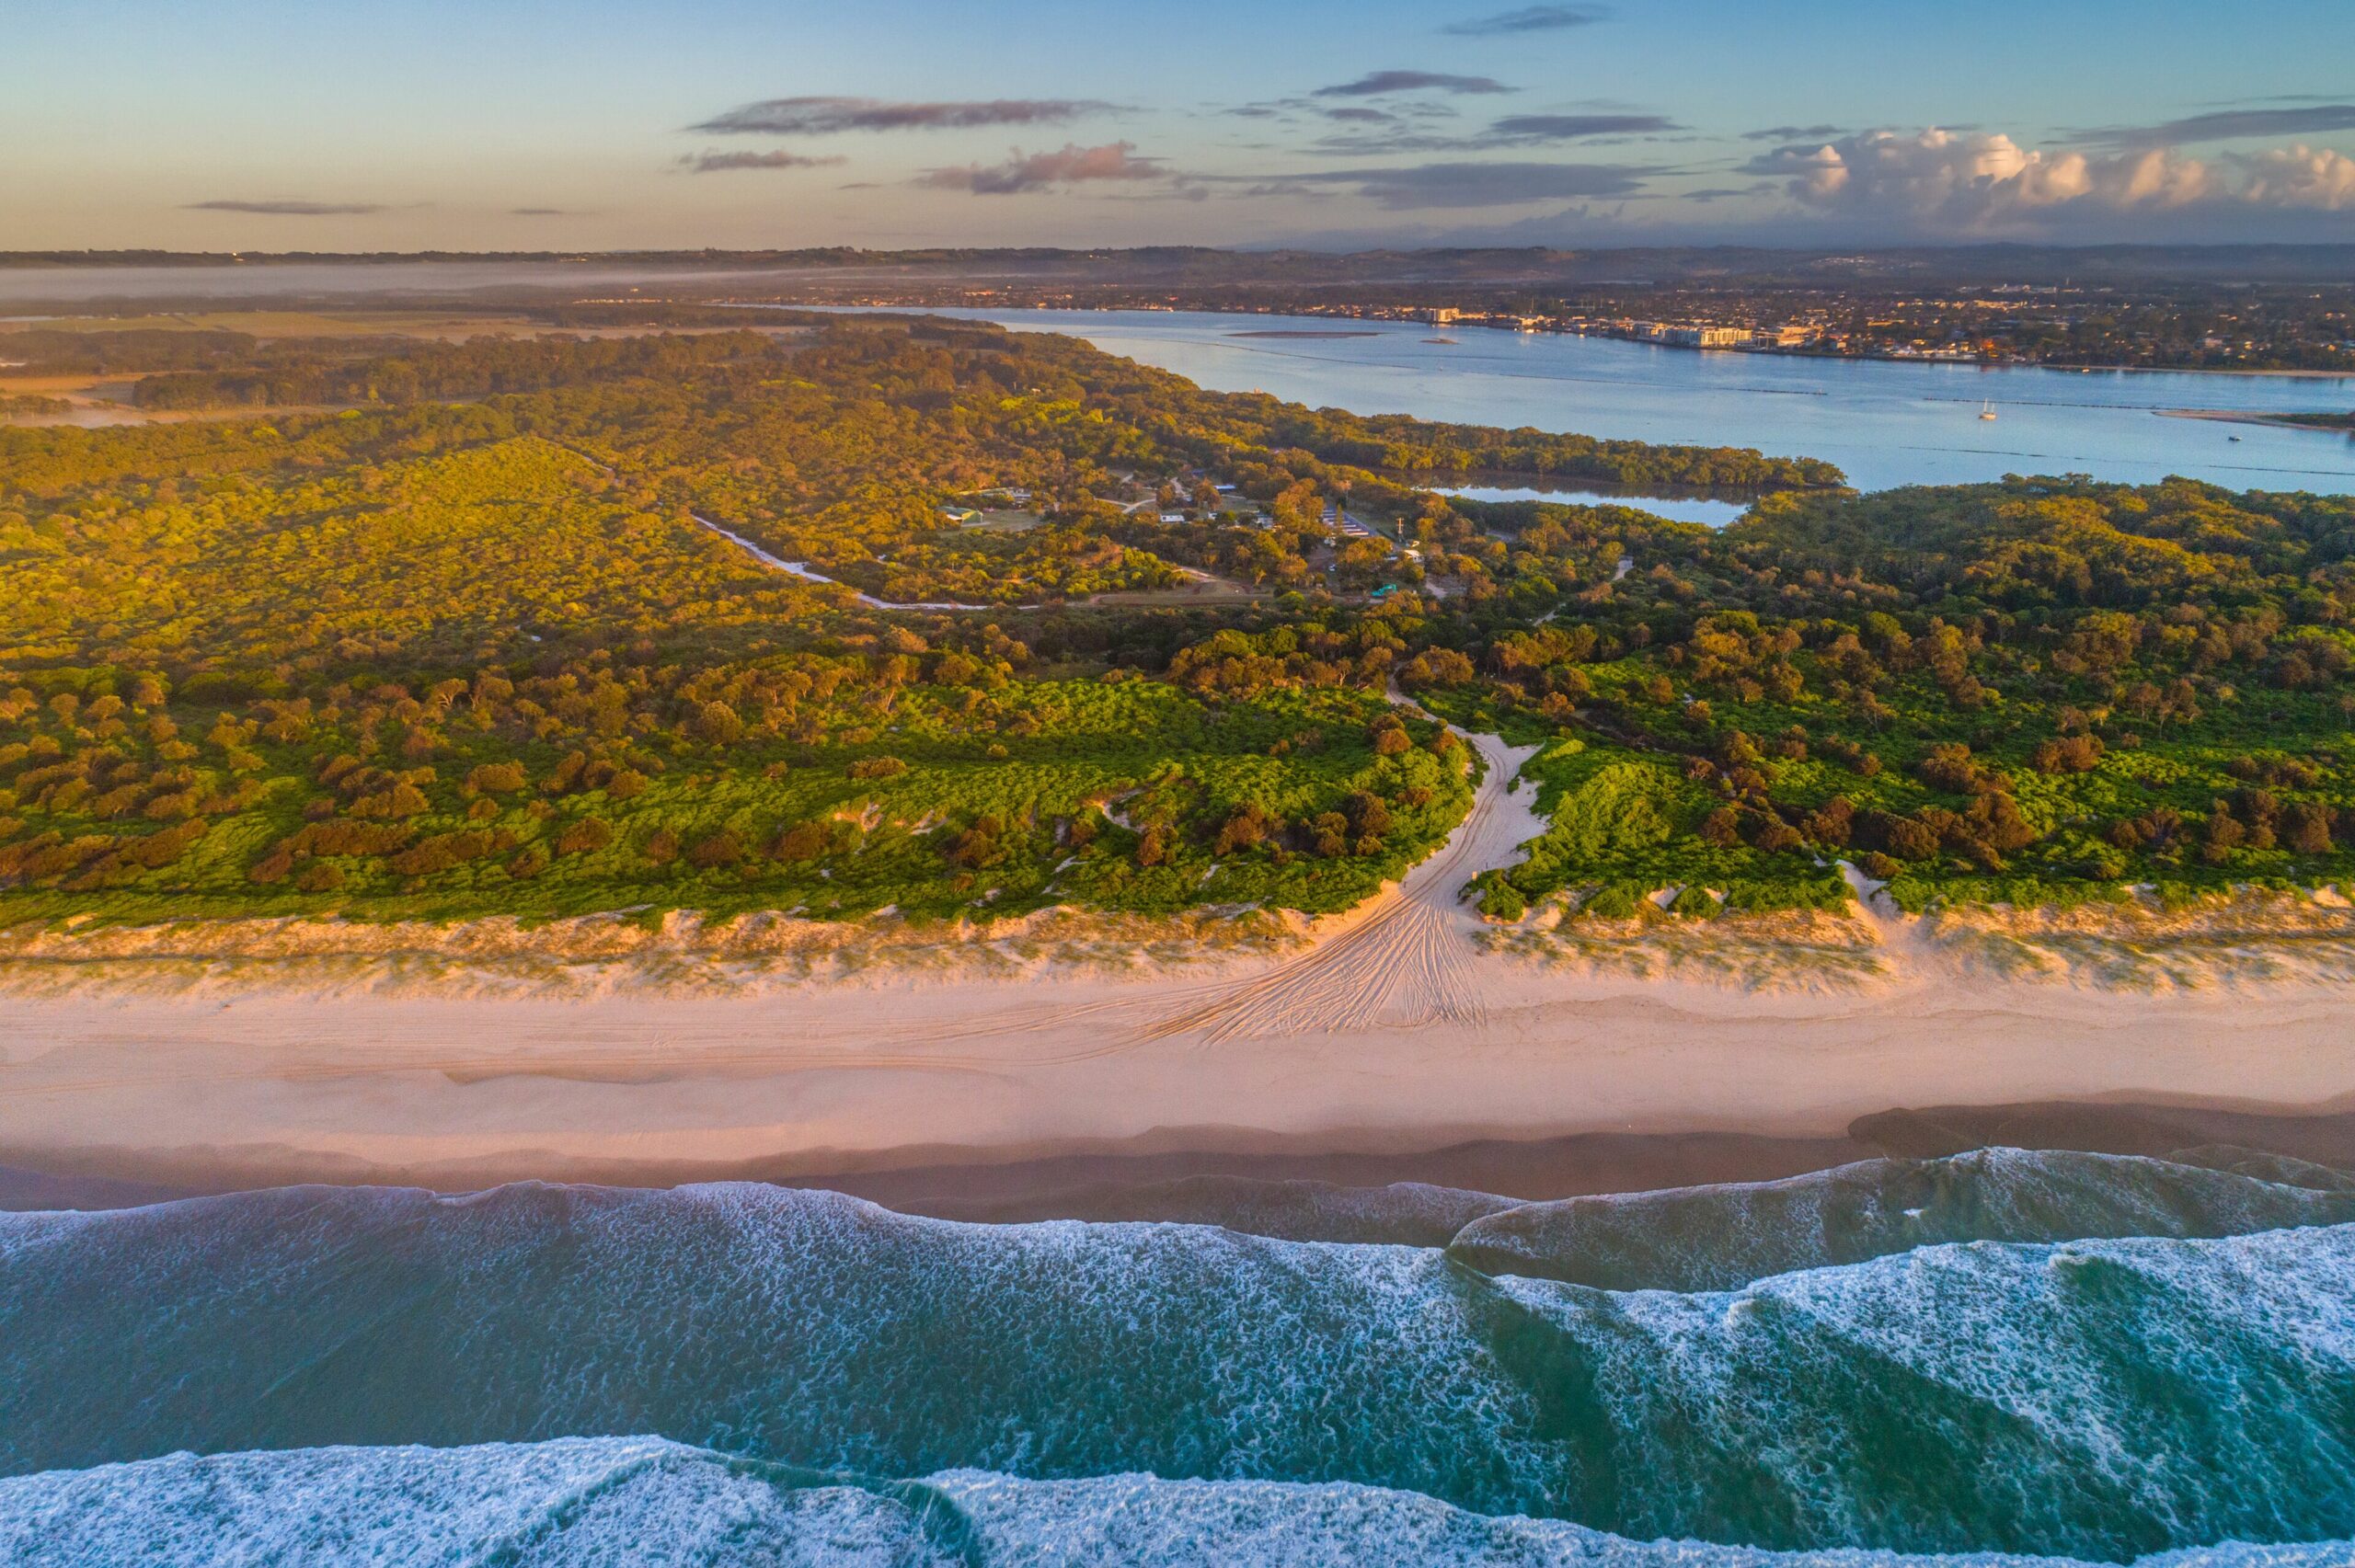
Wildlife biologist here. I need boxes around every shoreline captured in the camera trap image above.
[6,1093,2352,1217]
[5,727,2353,1212]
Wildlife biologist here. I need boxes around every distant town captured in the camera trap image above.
[786,287,2355,374]
[757,266,2355,376]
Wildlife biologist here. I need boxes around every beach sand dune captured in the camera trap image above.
[3,731,2355,1199]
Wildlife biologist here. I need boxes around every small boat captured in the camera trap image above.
[1978,400,1998,420]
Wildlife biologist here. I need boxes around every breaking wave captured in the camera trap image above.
[1444,1147,2355,1290]
[1,1437,2350,1568]
[3,1150,2352,1561]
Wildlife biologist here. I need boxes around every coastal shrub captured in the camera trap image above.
[768,821,832,863]
[691,702,744,746]
[1475,874,1526,921]
[465,761,528,795]
[388,830,507,877]
[1579,884,1643,919]
[1668,883,1719,919]
[349,782,431,818]
[555,817,615,856]
[1722,876,1851,915]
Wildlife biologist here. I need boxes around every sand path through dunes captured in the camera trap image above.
[1139,727,1541,1043]
[693,515,1015,612]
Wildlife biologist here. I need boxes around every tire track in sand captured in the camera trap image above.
[1135,720,1541,1045]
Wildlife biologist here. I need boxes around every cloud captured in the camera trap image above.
[1313,71,1513,98]
[685,149,848,174]
[2235,144,2355,211]
[918,142,1172,195]
[691,97,1111,136]
[1744,130,2215,223]
[1227,159,1645,209]
[1441,5,1607,35]
[1305,109,1675,156]
[1742,123,1845,142]
[509,207,569,216]
[1484,113,1676,142]
[183,199,385,215]
[2086,105,2355,147]
[1322,107,1396,124]
[1742,126,2355,236]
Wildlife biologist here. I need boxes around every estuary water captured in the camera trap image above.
[928,307,2355,498]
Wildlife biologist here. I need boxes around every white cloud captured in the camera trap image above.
[2236,144,2355,211]
[1750,129,2204,223]
[1741,126,2355,235]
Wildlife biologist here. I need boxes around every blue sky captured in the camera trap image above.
[6,0,2354,250]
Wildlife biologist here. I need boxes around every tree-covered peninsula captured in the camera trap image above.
[4,315,2352,931]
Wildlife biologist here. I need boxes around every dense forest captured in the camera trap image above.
[4,315,2353,929]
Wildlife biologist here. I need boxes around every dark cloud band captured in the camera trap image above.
[686,150,848,173]
[1441,5,1607,36]
[2087,105,2355,147]
[183,200,385,216]
[1222,159,1645,209]
[1313,71,1513,98]
[691,97,1112,136]
[1486,113,1675,141]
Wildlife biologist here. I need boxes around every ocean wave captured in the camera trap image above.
[906,1173,1522,1245]
[1445,1148,2355,1289]
[4,1177,2354,1559]
[2,1437,2350,1568]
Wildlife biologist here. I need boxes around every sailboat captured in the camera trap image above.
[1978,400,1998,420]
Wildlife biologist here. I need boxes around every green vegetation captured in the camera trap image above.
[0,327,1487,926]
[1407,478,2355,914]
[6,312,2355,933]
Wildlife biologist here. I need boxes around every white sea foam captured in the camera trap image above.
[1446,1148,2355,1291]
[0,1439,949,1568]
[4,1178,2353,1560]
[1,1439,2349,1567]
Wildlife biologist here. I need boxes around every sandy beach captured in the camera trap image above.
[6,958,2353,1196]
[6,724,2355,1200]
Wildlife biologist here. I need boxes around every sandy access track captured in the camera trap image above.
[5,726,2355,1191]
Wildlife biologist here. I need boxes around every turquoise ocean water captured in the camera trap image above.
[5,1149,2355,1564]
